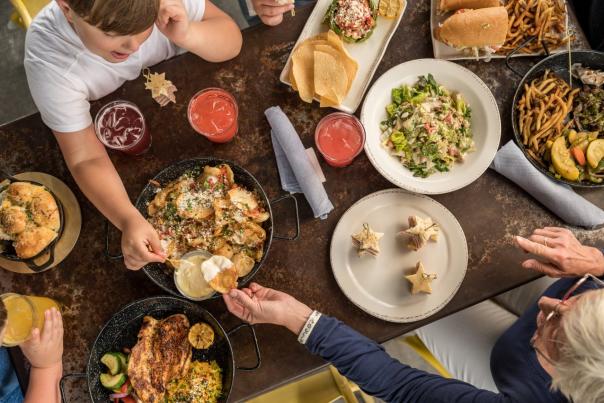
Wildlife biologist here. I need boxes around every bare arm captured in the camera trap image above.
[54,126,165,269]
[23,365,62,403]
[157,0,243,62]
[21,309,63,403]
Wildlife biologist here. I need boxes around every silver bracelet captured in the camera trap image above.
[298,310,322,344]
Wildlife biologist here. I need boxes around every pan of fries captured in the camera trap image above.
[512,50,604,187]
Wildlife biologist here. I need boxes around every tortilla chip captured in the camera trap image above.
[320,95,340,108]
[313,50,347,104]
[208,267,239,294]
[378,0,405,18]
[313,44,357,91]
[289,66,298,91]
[292,42,316,103]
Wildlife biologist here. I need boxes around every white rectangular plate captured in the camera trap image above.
[280,0,407,114]
[430,0,569,61]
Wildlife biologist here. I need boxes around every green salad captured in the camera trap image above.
[380,74,474,178]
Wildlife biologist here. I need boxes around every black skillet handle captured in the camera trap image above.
[59,372,87,402]
[24,246,56,273]
[504,35,545,78]
[0,169,17,183]
[227,323,261,371]
[104,220,124,260]
[270,194,300,241]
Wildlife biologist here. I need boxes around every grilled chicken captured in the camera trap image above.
[128,314,192,402]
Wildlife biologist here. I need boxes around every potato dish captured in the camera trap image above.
[147,164,269,277]
[0,182,60,259]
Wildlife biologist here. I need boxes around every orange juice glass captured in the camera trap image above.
[0,293,61,347]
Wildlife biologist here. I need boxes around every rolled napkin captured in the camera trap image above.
[490,141,604,229]
[265,106,334,219]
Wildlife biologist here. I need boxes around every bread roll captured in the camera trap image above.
[439,0,500,12]
[435,7,508,48]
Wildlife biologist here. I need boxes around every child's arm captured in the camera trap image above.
[54,126,166,270]
[156,0,243,62]
[20,308,63,403]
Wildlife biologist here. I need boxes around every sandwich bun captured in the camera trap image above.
[438,0,500,12]
[435,7,508,48]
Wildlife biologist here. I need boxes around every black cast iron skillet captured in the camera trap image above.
[60,296,260,402]
[0,169,65,272]
[509,47,604,188]
[105,158,300,299]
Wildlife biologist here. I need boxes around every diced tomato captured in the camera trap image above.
[120,397,135,403]
[571,147,586,166]
[119,380,130,394]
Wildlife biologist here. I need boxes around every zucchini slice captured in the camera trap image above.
[100,373,126,390]
[100,353,121,376]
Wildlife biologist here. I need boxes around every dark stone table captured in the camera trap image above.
[1,1,601,401]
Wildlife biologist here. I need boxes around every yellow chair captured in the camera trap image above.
[247,336,449,403]
[10,0,50,29]
[401,335,452,378]
[247,365,374,403]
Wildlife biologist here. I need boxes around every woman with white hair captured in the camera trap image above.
[223,226,604,402]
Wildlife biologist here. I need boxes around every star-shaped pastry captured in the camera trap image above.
[402,215,439,251]
[405,261,437,294]
[351,223,384,257]
[144,72,177,106]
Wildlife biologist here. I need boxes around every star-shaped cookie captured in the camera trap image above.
[405,261,437,294]
[351,223,384,257]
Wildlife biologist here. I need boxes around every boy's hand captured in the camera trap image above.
[20,308,63,369]
[252,0,294,26]
[121,213,166,270]
[156,0,191,47]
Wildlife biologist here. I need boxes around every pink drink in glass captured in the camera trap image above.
[187,88,238,143]
[315,113,366,167]
[94,100,151,155]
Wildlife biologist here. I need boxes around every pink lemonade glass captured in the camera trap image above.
[94,100,151,156]
[187,88,238,143]
[315,112,366,167]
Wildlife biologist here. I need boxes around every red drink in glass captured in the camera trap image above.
[94,100,151,156]
[315,113,366,167]
[188,88,238,143]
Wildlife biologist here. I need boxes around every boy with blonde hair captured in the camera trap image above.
[24,0,242,270]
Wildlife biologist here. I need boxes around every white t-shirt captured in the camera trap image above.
[24,0,206,133]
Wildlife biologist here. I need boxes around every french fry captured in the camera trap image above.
[499,0,569,55]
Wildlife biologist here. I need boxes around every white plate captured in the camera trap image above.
[430,0,569,61]
[330,189,468,323]
[361,58,501,194]
[280,0,407,113]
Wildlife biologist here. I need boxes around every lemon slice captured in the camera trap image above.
[586,139,604,169]
[188,323,215,350]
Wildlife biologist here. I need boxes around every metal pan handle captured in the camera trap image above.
[24,246,56,273]
[59,372,87,403]
[270,194,300,241]
[0,168,17,183]
[505,36,552,78]
[227,323,261,371]
[104,221,124,260]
